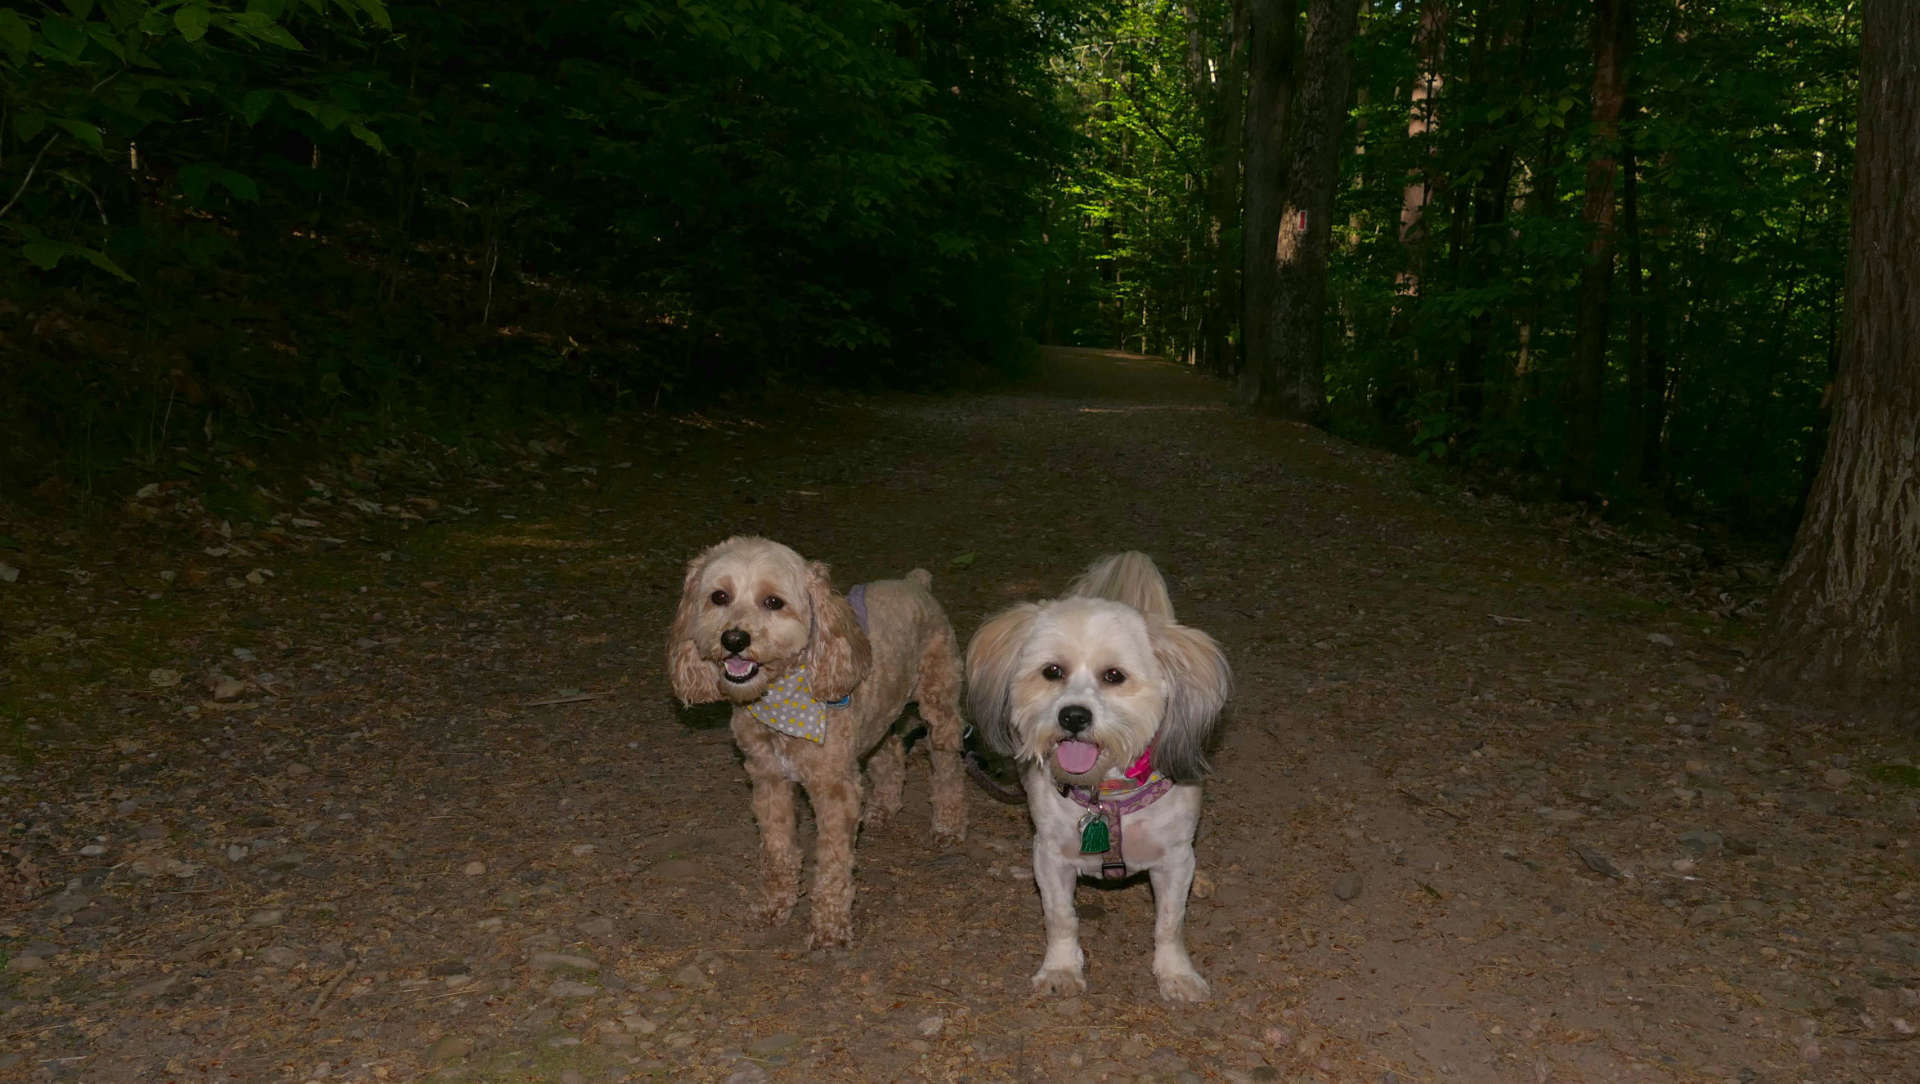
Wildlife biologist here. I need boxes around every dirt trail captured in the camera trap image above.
[4,347,1918,1083]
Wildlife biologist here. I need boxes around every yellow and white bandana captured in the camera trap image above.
[745,666,849,743]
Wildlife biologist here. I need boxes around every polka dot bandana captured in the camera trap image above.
[746,666,847,743]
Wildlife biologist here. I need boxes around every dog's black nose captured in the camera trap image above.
[720,628,751,654]
[1058,705,1093,733]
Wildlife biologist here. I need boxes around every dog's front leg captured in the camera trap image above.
[804,769,862,949]
[745,760,802,928]
[1147,846,1209,1002]
[1030,845,1087,995]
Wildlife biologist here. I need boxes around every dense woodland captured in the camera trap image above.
[1049,0,1857,533]
[2,1,1915,699]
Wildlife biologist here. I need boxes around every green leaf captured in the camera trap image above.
[356,0,392,31]
[40,14,86,57]
[174,5,210,43]
[176,163,259,205]
[52,118,102,151]
[347,122,385,154]
[0,10,31,65]
[84,22,126,62]
[212,167,259,202]
[21,240,64,271]
[176,162,213,206]
[239,89,276,125]
[19,238,132,281]
[13,109,46,142]
[226,10,304,50]
[64,0,94,16]
[947,552,977,569]
[79,246,135,282]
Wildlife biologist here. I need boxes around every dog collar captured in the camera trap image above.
[1061,756,1173,880]
[745,584,867,743]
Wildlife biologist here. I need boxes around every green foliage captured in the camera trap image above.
[1044,0,1228,357]
[3,0,1073,497]
[1057,0,1859,534]
[1866,764,1920,789]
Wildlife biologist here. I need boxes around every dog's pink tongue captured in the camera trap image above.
[1055,740,1100,775]
[723,657,756,678]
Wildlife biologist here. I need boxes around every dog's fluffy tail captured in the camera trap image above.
[907,568,933,589]
[1067,552,1174,622]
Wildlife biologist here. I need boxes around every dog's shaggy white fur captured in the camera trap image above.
[966,552,1230,1001]
[667,536,966,948]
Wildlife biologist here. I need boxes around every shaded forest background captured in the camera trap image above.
[0,0,1863,536]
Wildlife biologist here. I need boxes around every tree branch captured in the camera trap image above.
[1111,72,1187,159]
[0,134,60,223]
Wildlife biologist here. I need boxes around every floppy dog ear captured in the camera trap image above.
[805,561,871,702]
[964,603,1039,757]
[666,553,722,705]
[1150,621,1231,781]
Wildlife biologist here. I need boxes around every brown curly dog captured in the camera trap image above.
[666,536,967,948]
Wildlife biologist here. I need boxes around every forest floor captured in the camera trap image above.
[3,347,1918,1084]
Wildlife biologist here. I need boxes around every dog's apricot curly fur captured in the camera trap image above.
[667,536,967,948]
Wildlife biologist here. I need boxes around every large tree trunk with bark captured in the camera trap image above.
[1375,0,1446,429]
[1193,0,1249,378]
[1238,0,1301,406]
[1761,0,1920,705]
[1246,0,1362,421]
[1452,0,1535,445]
[1562,0,1631,500]
[1620,101,1649,487]
[1395,0,1448,293]
[1510,121,1564,421]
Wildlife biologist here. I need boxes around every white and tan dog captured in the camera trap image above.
[667,536,967,949]
[966,552,1230,1001]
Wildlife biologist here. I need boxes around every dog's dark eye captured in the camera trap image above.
[709,589,731,606]
[763,595,785,611]
[1101,668,1126,685]
[1041,663,1064,681]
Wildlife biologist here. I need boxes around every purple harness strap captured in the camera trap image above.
[846,583,869,634]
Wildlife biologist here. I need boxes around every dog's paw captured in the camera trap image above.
[1031,967,1087,997]
[860,807,892,831]
[1155,968,1211,1003]
[806,920,852,951]
[932,823,966,847]
[750,898,795,928]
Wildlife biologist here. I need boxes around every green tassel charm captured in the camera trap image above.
[1079,814,1111,854]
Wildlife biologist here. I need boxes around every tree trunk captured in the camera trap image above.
[1375,0,1446,430]
[1761,0,1920,704]
[1562,0,1631,500]
[1510,122,1564,423]
[1394,0,1448,299]
[1195,0,1249,378]
[1640,171,1670,489]
[1238,0,1301,406]
[1453,0,1535,446]
[1344,0,1372,251]
[1621,100,1648,488]
[1249,0,1362,421]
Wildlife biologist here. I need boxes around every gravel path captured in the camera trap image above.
[4,348,1917,1083]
